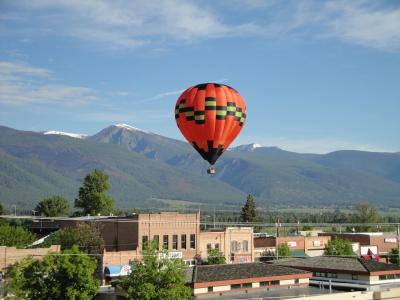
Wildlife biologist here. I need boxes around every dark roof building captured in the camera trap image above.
[271,256,400,291]
[185,262,311,297]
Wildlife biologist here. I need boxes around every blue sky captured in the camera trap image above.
[1,0,399,153]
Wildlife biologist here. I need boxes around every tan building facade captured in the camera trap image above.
[0,245,60,270]
[199,227,254,263]
[136,212,200,264]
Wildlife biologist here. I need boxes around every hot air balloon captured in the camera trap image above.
[175,83,247,174]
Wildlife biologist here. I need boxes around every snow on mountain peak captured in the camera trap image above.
[114,123,149,133]
[229,143,264,153]
[43,131,88,139]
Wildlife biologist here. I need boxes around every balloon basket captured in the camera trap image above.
[207,167,215,174]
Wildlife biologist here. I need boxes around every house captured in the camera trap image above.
[185,262,311,297]
[271,256,400,291]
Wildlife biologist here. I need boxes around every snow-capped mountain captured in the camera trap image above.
[89,124,192,161]
[230,143,263,153]
[113,123,149,134]
[43,131,88,139]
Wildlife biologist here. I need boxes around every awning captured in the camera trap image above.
[104,265,131,277]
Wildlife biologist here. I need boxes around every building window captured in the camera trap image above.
[207,286,213,292]
[181,234,186,249]
[207,243,212,250]
[379,275,386,280]
[327,273,337,278]
[260,281,269,287]
[172,235,178,250]
[184,259,195,266]
[242,240,249,252]
[231,284,241,290]
[163,235,169,249]
[295,278,299,284]
[153,235,159,250]
[142,235,148,249]
[352,274,358,280]
[242,283,252,288]
[271,280,279,286]
[231,241,238,253]
[190,234,196,249]
[215,243,220,250]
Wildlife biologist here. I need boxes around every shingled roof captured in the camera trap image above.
[273,257,400,274]
[192,263,310,283]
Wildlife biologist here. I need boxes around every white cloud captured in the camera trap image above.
[9,0,259,50]
[0,61,97,105]
[135,89,184,104]
[325,1,400,51]
[4,0,400,51]
[110,91,130,97]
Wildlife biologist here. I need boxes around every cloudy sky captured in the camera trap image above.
[1,0,399,153]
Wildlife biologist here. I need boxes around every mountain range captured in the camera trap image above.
[1,124,399,211]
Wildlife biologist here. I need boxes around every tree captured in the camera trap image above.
[75,169,114,216]
[42,222,104,254]
[0,224,36,248]
[240,194,257,223]
[120,241,191,300]
[325,238,353,256]
[389,248,399,265]
[349,202,380,232]
[5,246,100,300]
[206,248,226,265]
[0,202,4,215]
[277,243,291,259]
[35,195,70,217]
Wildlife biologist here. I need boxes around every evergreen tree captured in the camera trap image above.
[75,169,114,216]
[240,194,257,223]
[35,195,70,217]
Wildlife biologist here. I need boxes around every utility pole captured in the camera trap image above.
[213,207,216,229]
[11,205,16,216]
[397,224,400,266]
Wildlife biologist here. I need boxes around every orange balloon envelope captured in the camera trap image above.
[175,83,247,166]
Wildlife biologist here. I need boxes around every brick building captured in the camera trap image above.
[319,233,398,260]
[254,235,331,260]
